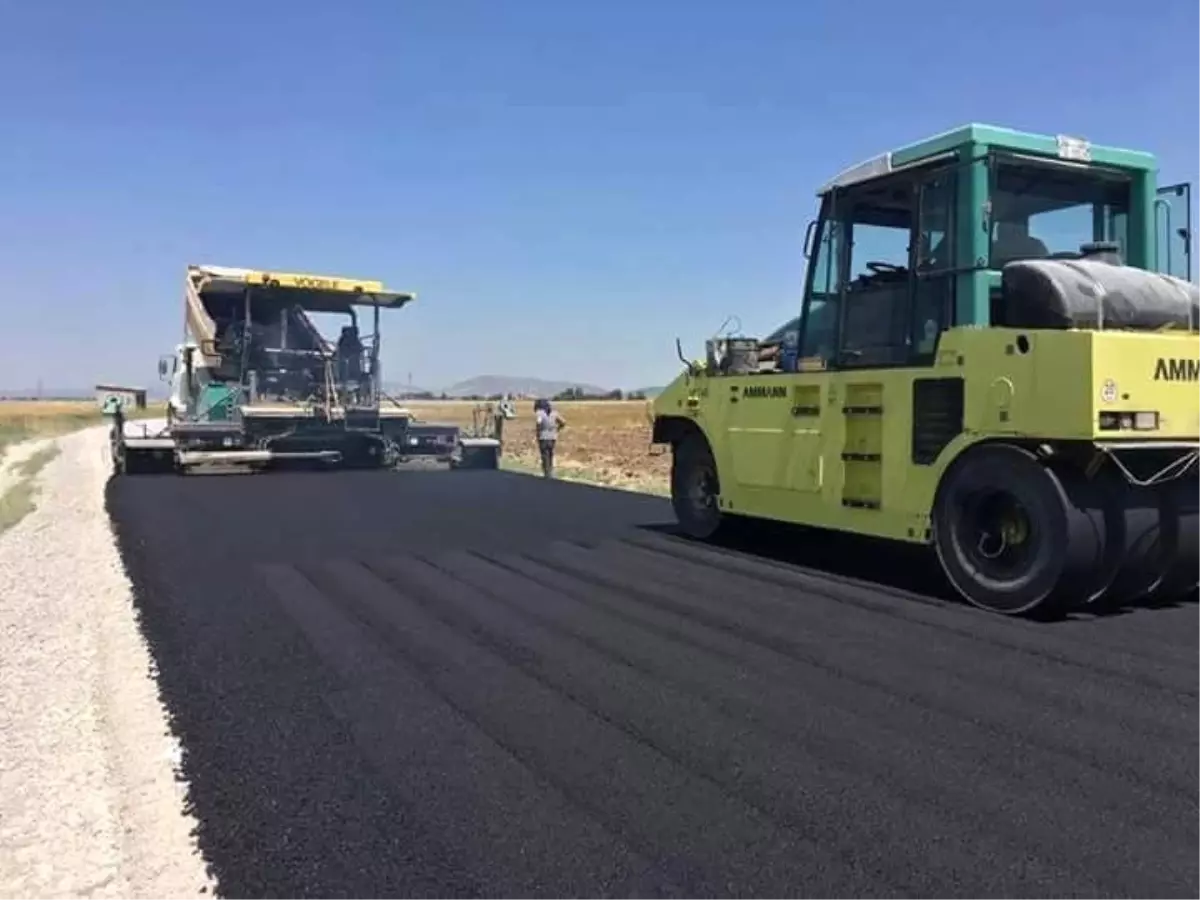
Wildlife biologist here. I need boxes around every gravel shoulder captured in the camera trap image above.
[0,425,213,899]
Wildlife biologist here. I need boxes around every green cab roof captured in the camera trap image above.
[817,123,1158,195]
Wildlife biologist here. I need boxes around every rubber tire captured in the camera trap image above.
[932,445,1087,617]
[670,433,725,540]
[1095,478,1166,606]
[1142,476,1200,603]
[1057,466,1127,605]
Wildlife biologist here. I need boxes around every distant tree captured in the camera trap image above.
[627,390,646,400]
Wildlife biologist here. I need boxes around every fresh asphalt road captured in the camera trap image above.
[105,468,1199,898]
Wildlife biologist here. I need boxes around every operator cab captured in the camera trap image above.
[739,124,1196,377]
[758,155,957,374]
[185,265,415,412]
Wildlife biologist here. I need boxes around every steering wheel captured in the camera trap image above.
[866,261,905,275]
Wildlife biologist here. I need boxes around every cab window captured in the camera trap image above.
[798,167,957,371]
[989,155,1131,266]
[836,180,915,368]
[912,170,957,360]
[1155,182,1193,281]
[797,199,843,365]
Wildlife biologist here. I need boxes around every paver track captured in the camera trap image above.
[105,469,1199,898]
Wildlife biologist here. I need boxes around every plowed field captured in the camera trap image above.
[405,399,669,492]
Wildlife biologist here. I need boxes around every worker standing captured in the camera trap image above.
[533,398,566,478]
[492,394,515,457]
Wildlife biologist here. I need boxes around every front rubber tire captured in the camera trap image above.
[932,445,1089,617]
[670,434,724,540]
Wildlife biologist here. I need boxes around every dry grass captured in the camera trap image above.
[0,444,62,533]
[0,398,162,532]
[0,400,163,460]
[0,401,100,532]
[403,399,670,495]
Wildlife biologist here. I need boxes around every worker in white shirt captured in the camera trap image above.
[533,398,566,478]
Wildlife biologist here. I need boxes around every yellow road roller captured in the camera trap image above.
[651,124,1198,616]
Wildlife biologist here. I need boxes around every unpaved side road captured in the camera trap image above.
[0,426,213,899]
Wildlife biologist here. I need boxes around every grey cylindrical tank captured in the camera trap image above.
[1001,258,1200,330]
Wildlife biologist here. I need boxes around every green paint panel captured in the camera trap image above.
[890,123,1157,171]
[198,384,239,422]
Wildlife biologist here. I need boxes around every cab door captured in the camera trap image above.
[826,164,959,516]
[1155,182,1193,282]
[783,201,848,500]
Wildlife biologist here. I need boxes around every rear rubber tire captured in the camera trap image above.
[1142,476,1199,603]
[671,433,724,540]
[932,444,1098,617]
[1094,478,1166,606]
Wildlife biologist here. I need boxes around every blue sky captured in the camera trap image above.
[1,0,1196,392]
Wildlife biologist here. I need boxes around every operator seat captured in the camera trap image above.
[991,221,1050,267]
[988,223,1052,327]
[337,325,364,383]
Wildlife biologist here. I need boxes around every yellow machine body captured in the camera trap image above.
[654,326,1199,545]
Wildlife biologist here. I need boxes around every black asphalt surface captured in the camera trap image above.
[105,469,1199,899]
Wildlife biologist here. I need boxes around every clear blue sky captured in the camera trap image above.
[1,0,1196,392]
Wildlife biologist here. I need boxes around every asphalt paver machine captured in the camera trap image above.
[106,264,500,474]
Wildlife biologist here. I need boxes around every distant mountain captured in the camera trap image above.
[441,375,610,398]
[381,382,436,398]
[387,375,656,399]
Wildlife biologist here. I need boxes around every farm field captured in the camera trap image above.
[404,398,669,493]
[0,399,163,454]
[0,400,114,457]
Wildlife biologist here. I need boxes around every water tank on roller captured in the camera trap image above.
[1078,241,1123,266]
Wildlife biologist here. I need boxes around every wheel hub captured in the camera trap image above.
[965,491,1033,572]
[687,467,717,514]
[976,507,1030,559]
